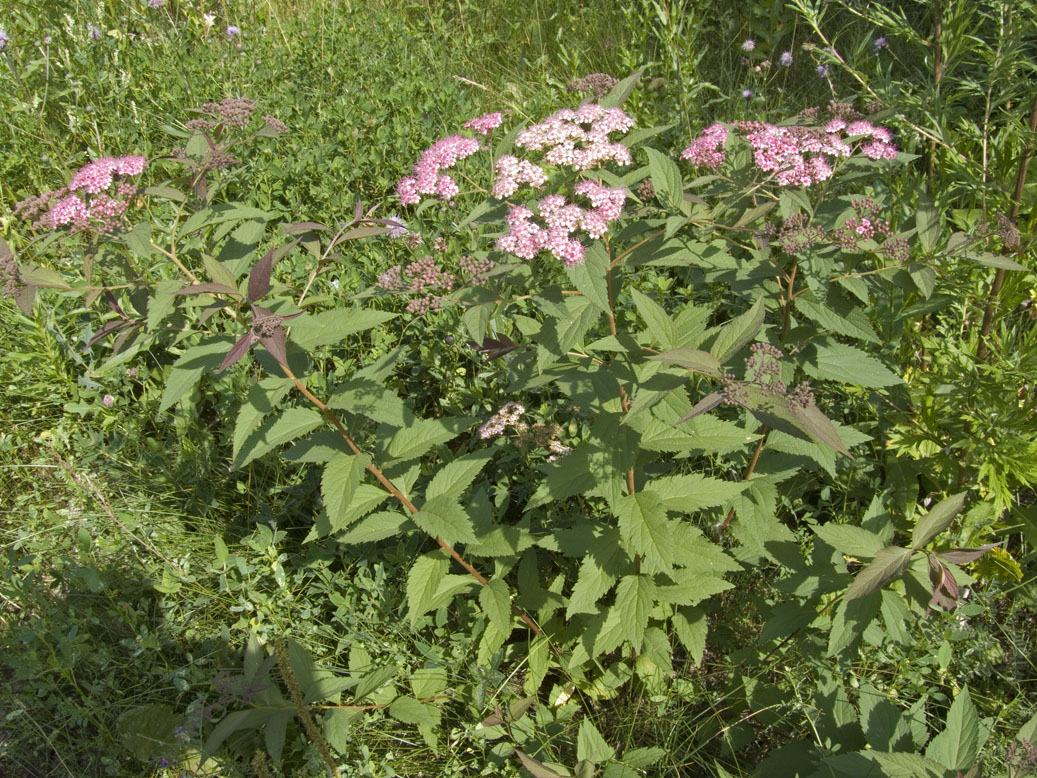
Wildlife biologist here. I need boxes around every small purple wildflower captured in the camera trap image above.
[873,36,887,51]
[148,0,167,7]
[741,39,755,52]
[225,25,240,38]
[742,89,753,99]
[816,65,828,77]
[779,51,793,66]
[89,25,102,40]
[43,35,52,44]
[102,394,115,407]
[0,27,9,51]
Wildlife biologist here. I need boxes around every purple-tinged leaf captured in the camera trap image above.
[911,492,967,550]
[792,402,853,458]
[110,325,138,355]
[480,708,505,727]
[928,556,960,612]
[283,221,331,234]
[677,391,725,423]
[516,750,566,778]
[257,326,289,367]
[353,199,363,221]
[0,237,12,260]
[247,239,299,302]
[174,282,240,296]
[338,224,392,241]
[14,284,37,315]
[103,289,128,318]
[467,335,520,361]
[85,318,136,349]
[217,333,257,374]
[938,544,1000,564]
[845,545,914,601]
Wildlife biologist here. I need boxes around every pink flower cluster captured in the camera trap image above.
[515,103,634,171]
[462,112,503,135]
[492,155,548,199]
[680,116,898,186]
[495,182,626,266]
[679,122,728,169]
[14,155,147,233]
[395,134,481,205]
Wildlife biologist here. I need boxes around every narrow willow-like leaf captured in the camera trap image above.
[915,191,940,253]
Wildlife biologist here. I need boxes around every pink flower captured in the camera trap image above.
[680,123,729,169]
[463,112,503,135]
[396,134,482,205]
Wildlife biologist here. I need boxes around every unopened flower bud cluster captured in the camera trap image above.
[720,343,815,412]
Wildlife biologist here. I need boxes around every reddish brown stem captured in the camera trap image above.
[277,361,543,636]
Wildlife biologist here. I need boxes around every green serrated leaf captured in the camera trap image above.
[290,309,398,350]
[235,407,324,468]
[614,574,654,652]
[388,417,476,461]
[672,606,707,665]
[578,719,616,764]
[407,552,450,626]
[915,192,941,253]
[479,578,512,634]
[644,146,684,211]
[845,546,914,600]
[413,495,477,545]
[159,337,235,412]
[321,453,371,529]
[710,297,765,363]
[328,378,413,427]
[804,341,903,388]
[925,686,982,771]
[911,493,967,550]
[388,696,435,726]
[794,296,880,343]
[616,491,675,575]
[338,511,410,544]
[425,449,496,500]
[566,242,612,315]
[813,524,885,558]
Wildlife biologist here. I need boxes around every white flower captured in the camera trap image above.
[202,12,216,28]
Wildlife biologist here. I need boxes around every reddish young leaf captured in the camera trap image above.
[677,391,725,423]
[939,544,1000,564]
[217,332,257,373]
[247,240,299,302]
